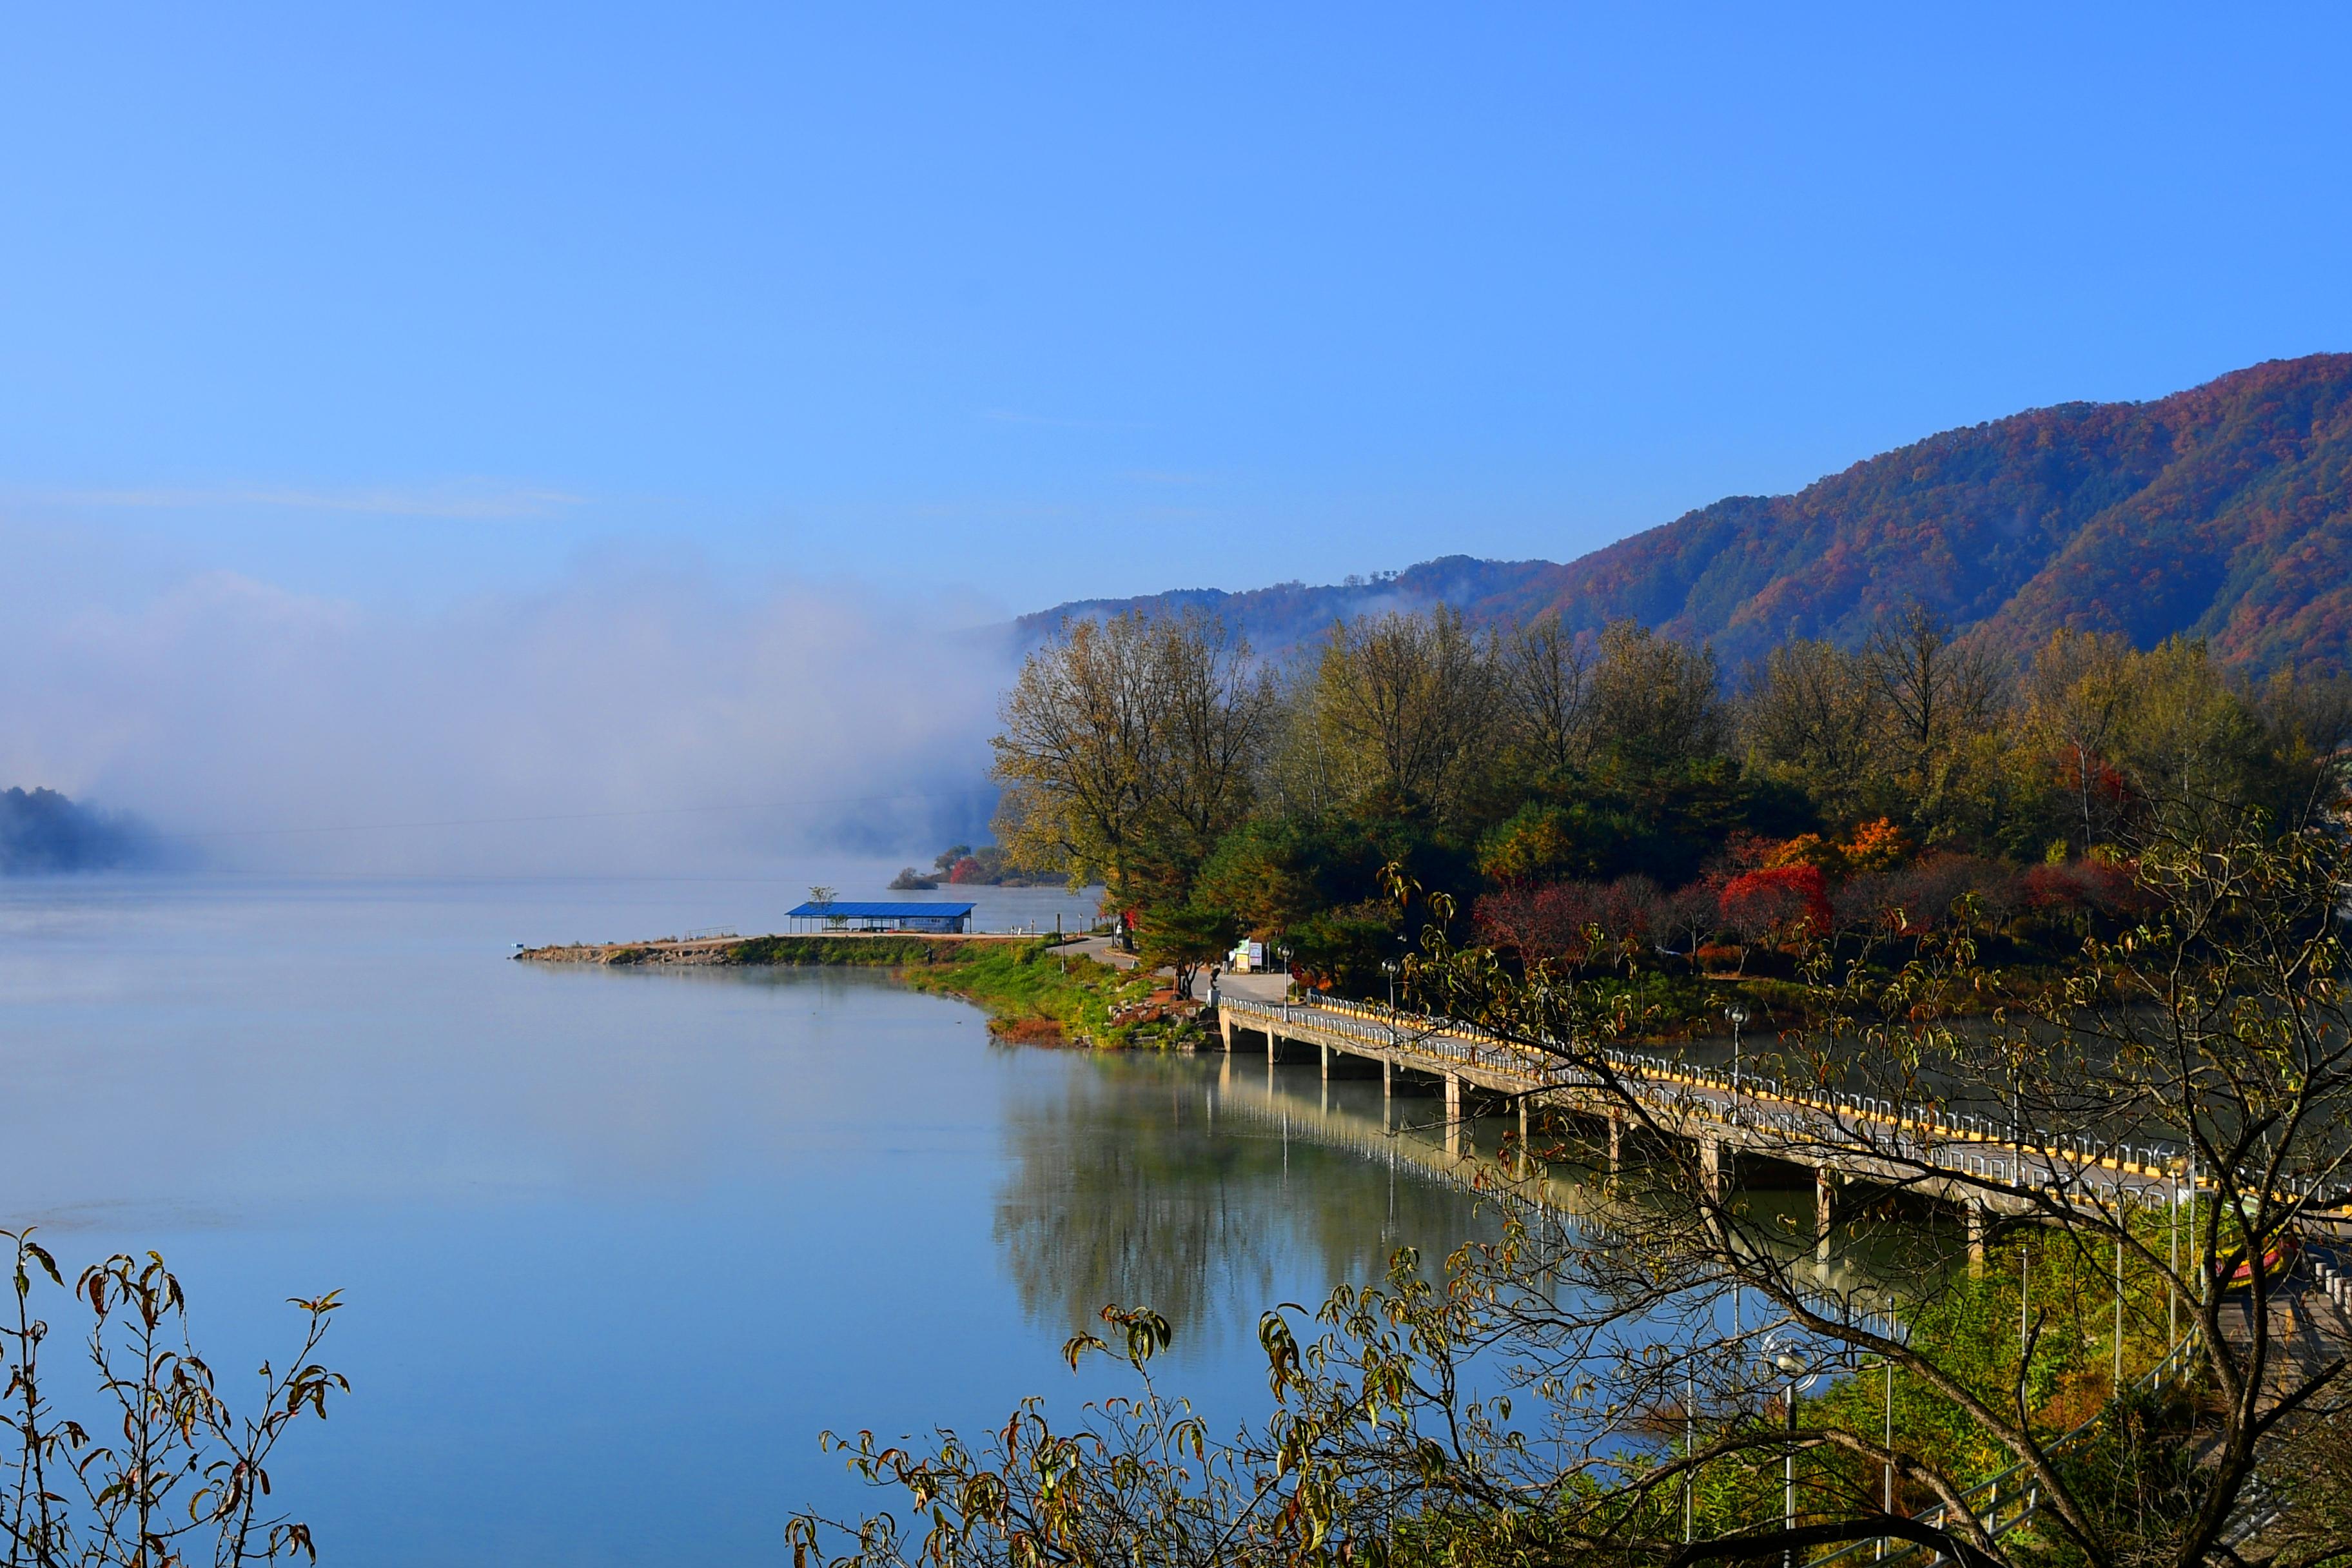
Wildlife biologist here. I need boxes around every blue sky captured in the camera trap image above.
[5,3,2349,619]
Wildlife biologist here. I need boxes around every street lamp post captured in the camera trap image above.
[1770,1345,1812,1568]
[1726,1001,1750,1124]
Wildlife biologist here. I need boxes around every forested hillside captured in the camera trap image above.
[1024,353,2352,671]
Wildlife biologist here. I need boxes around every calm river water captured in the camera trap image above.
[0,874,1498,1564]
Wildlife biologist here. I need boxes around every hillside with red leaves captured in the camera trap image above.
[1026,353,2352,671]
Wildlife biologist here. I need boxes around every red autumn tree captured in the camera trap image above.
[1716,863,1832,947]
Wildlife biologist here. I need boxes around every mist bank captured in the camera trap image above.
[0,556,1014,876]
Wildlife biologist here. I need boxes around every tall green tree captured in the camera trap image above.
[1588,620,1727,776]
[1741,636,1882,822]
[1309,606,1505,826]
[992,609,1275,903]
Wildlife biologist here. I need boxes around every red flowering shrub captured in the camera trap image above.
[946,856,985,884]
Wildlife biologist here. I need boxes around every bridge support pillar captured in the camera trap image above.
[1444,1073,1464,1157]
[1965,1200,1988,1275]
[1815,1167,1837,1266]
[1382,1058,1393,1099]
[1700,1135,1722,1199]
[1608,1113,1624,1175]
[1320,1043,1331,1080]
[1219,1012,1233,1052]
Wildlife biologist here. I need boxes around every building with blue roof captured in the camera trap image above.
[785,900,975,934]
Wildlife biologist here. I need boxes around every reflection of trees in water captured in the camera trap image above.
[993,1057,1487,1341]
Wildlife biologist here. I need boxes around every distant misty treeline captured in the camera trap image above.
[0,787,156,873]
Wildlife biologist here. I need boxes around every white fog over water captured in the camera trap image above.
[0,551,1011,875]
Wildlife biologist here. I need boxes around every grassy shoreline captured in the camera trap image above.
[520,933,1206,1048]
[891,941,1206,1046]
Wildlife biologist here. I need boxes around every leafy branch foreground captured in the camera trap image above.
[3,1234,345,1567]
[787,1230,2251,1568]
[791,828,2352,1568]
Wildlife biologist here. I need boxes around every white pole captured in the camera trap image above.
[1784,1375,1798,1568]
[2169,1173,2180,1353]
[2113,1235,2125,1389]
[1685,1364,1695,1545]
[1881,1360,1894,1560]
[1732,1015,1743,1124]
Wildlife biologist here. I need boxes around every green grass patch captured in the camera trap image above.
[704,935,1191,1047]
[896,941,1185,1046]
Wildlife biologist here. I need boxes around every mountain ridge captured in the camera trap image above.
[1020,353,2352,671]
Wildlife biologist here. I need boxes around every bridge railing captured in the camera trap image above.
[1220,997,2352,1221]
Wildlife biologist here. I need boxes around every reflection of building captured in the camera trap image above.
[785,899,974,934]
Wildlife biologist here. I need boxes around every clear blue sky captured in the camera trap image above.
[4,4,2348,616]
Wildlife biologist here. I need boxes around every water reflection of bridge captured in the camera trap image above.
[1210,1057,1896,1289]
[1210,1061,1571,1209]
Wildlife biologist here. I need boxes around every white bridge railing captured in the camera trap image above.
[1217,996,2352,1219]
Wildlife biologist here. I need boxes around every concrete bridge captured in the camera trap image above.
[1214,994,2352,1259]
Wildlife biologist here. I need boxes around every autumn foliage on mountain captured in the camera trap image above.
[1026,353,2352,672]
